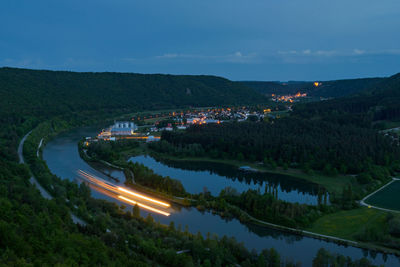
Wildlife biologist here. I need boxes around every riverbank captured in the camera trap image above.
[32,121,399,266]
[307,207,400,256]
[148,153,400,253]
[248,207,400,257]
[79,142,400,257]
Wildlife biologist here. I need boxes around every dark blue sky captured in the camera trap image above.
[1,1,399,81]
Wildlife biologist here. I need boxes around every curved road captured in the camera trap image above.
[18,131,86,226]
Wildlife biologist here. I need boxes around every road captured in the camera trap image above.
[360,177,400,213]
[18,131,86,225]
[18,131,52,200]
[18,131,31,164]
[37,138,43,157]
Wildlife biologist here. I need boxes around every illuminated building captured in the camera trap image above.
[111,121,138,135]
[98,121,138,139]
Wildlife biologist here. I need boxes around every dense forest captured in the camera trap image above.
[293,73,400,124]
[157,119,399,177]
[0,67,267,119]
[0,67,395,265]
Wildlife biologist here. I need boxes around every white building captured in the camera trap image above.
[110,121,138,136]
[98,121,138,139]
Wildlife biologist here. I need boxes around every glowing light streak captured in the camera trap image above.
[118,196,170,216]
[117,187,170,207]
[87,184,171,217]
[78,170,170,208]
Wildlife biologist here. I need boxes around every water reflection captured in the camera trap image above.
[42,126,400,266]
[130,155,329,205]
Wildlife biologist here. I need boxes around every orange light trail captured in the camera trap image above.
[77,170,170,209]
[117,186,170,207]
[118,196,170,216]
[87,184,171,217]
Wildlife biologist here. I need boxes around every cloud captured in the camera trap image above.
[370,49,400,55]
[155,53,180,59]
[223,51,258,63]
[150,51,258,63]
[278,49,337,57]
[278,50,298,55]
[277,48,400,58]
[353,49,365,55]
[314,50,336,56]
[350,49,400,56]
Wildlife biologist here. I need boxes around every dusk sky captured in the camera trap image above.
[1,1,399,81]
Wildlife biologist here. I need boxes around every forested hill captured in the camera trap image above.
[240,77,384,98]
[293,72,400,124]
[368,72,400,97]
[0,67,266,118]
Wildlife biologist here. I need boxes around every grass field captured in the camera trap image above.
[365,181,400,211]
[307,207,387,240]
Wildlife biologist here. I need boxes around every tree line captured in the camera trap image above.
[158,119,400,177]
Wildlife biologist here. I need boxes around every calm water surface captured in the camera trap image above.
[42,126,400,266]
[129,155,327,205]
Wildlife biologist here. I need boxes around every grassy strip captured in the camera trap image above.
[307,207,386,240]
[307,207,400,255]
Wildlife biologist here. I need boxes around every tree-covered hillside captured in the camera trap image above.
[0,67,266,118]
[294,72,400,123]
[241,77,384,98]
[159,119,400,176]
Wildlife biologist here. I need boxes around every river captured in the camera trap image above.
[129,155,327,205]
[42,126,399,266]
